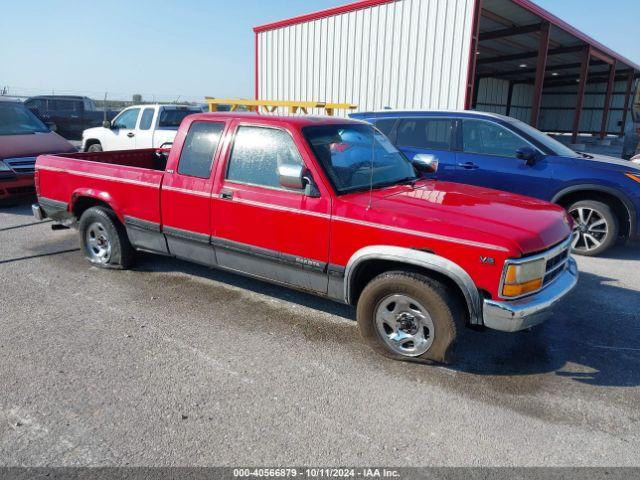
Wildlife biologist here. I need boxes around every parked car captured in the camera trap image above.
[351,110,640,257]
[0,99,76,203]
[32,113,577,363]
[81,104,204,152]
[24,95,116,141]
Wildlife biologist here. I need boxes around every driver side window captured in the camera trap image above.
[226,126,304,190]
[461,119,532,158]
[113,108,140,130]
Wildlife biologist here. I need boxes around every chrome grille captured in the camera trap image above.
[3,156,37,174]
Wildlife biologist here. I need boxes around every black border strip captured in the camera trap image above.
[124,216,161,232]
[163,225,210,244]
[213,237,327,273]
[38,197,68,211]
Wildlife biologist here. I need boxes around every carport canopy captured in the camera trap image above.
[467,0,640,141]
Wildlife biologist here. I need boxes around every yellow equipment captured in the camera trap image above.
[205,97,357,116]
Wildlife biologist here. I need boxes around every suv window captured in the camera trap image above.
[112,108,140,130]
[396,118,453,150]
[227,126,303,189]
[461,119,531,157]
[177,121,225,178]
[139,108,155,130]
[158,108,200,129]
[374,119,397,138]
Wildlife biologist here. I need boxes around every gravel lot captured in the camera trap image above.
[0,200,639,467]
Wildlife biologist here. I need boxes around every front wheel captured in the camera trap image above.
[568,200,619,257]
[356,272,462,364]
[87,143,103,152]
[79,207,134,269]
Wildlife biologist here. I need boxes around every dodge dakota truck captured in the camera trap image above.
[32,113,578,363]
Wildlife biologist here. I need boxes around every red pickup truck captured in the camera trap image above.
[33,113,578,363]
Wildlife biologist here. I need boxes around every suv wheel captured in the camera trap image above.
[357,272,462,364]
[87,143,103,152]
[79,207,134,269]
[568,200,619,257]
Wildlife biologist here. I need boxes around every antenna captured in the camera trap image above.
[367,126,375,210]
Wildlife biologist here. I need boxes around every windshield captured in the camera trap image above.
[509,118,579,157]
[0,102,49,135]
[303,124,417,194]
[158,108,202,129]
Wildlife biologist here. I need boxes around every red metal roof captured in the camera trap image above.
[253,0,639,71]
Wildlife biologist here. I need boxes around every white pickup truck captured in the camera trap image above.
[81,104,203,152]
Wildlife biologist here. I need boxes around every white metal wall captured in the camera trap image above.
[257,0,476,116]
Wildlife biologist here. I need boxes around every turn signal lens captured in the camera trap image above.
[502,259,546,298]
[625,172,640,184]
[503,279,544,297]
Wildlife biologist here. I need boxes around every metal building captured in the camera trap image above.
[254,0,640,141]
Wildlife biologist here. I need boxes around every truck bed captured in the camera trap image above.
[35,149,167,225]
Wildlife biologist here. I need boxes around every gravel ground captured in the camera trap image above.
[0,200,639,467]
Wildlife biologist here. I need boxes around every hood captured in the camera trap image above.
[580,152,640,171]
[82,126,104,137]
[0,131,75,160]
[350,181,572,256]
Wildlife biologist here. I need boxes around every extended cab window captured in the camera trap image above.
[396,118,453,150]
[461,119,531,157]
[226,126,303,189]
[177,121,225,178]
[139,108,155,130]
[374,119,397,139]
[112,108,140,130]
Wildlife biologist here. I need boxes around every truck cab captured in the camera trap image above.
[81,104,203,152]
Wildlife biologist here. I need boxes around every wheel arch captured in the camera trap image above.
[344,246,483,325]
[83,138,102,151]
[552,184,636,237]
[70,189,120,221]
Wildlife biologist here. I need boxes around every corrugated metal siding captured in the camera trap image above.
[475,77,629,134]
[257,0,476,116]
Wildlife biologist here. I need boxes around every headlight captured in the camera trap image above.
[502,258,546,298]
[0,161,11,172]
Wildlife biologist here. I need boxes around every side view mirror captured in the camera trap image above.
[46,122,57,132]
[412,154,439,174]
[102,120,112,129]
[516,147,538,165]
[277,164,320,197]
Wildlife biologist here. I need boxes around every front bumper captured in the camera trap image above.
[0,175,35,201]
[483,258,578,332]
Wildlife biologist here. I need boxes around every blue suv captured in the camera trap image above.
[351,110,640,257]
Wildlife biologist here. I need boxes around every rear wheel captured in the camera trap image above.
[87,142,103,152]
[356,272,462,364]
[79,207,134,269]
[568,200,619,257]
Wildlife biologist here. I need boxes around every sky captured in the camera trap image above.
[1,0,639,102]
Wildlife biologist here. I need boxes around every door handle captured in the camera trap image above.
[127,132,135,138]
[220,189,233,200]
[457,162,479,170]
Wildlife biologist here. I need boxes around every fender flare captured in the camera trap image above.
[70,188,119,219]
[343,246,483,325]
[551,184,637,235]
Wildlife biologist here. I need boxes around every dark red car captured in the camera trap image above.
[0,99,75,203]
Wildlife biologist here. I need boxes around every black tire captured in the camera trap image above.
[78,206,134,269]
[568,200,619,257]
[356,271,463,364]
[87,142,103,152]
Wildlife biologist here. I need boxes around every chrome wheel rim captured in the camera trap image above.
[85,222,111,263]
[375,294,435,357]
[570,207,608,253]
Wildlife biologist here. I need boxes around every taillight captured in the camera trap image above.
[34,170,40,196]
